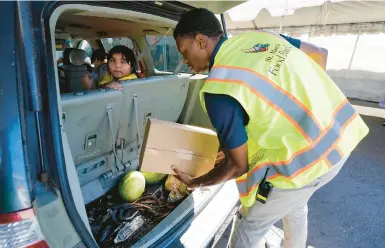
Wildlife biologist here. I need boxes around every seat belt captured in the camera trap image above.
[106,105,119,166]
[132,94,142,155]
[151,28,172,47]
[135,28,172,74]
[134,29,172,62]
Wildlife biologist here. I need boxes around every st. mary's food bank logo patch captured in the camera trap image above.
[242,43,270,53]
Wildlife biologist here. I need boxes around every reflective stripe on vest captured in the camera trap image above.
[235,99,357,196]
[207,66,322,142]
[206,66,357,196]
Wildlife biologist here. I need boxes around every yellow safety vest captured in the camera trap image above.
[200,31,369,207]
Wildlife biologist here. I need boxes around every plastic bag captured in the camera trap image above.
[114,215,145,243]
[167,189,184,203]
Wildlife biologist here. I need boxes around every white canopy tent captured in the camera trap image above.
[220,0,385,102]
[223,0,385,36]
[181,0,385,102]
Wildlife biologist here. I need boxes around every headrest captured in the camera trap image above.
[63,48,76,65]
[69,49,88,66]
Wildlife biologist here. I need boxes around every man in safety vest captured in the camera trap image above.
[172,8,369,248]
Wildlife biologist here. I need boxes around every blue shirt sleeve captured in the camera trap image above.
[204,93,248,149]
[279,34,301,49]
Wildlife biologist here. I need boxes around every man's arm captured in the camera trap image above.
[173,143,248,188]
[194,143,248,186]
[280,34,328,70]
[299,41,328,70]
[173,93,249,188]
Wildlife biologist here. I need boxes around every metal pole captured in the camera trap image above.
[346,32,361,80]
[280,0,288,33]
[17,1,46,171]
[220,13,228,38]
[279,16,284,33]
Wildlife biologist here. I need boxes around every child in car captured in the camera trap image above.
[90,48,108,83]
[99,45,137,90]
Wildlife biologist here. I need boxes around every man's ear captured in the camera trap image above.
[195,34,207,50]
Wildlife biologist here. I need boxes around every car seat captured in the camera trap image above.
[63,49,94,92]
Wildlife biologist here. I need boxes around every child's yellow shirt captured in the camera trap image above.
[98,73,137,85]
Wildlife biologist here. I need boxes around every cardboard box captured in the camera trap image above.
[139,118,219,177]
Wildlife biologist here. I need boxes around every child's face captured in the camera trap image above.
[108,53,132,79]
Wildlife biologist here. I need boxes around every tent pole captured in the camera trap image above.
[346,31,361,80]
[220,13,228,38]
[280,0,288,33]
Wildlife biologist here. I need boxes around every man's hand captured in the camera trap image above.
[215,151,226,165]
[105,81,123,91]
[172,165,197,190]
[171,143,248,189]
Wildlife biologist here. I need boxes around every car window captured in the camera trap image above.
[100,37,134,52]
[146,35,191,73]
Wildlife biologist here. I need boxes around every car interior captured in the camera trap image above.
[52,4,218,246]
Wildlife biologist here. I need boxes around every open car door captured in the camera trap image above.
[180,1,247,14]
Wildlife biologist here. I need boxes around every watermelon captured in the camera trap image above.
[141,171,166,185]
[119,171,145,202]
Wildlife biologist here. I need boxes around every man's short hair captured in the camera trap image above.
[173,8,224,39]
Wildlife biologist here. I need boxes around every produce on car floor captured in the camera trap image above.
[86,171,189,247]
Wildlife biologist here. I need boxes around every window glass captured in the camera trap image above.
[100,37,134,52]
[146,35,191,73]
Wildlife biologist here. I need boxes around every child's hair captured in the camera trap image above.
[91,48,107,63]
[107,45,136,73]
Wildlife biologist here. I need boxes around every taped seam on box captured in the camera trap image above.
[144,147,209,158]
